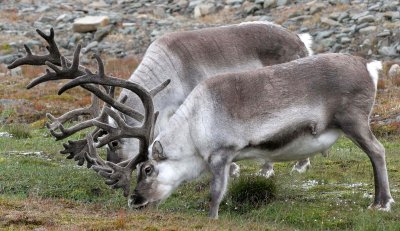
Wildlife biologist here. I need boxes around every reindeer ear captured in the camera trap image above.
[152,141,166,161]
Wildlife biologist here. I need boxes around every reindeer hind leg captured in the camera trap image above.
[339,116,394,211]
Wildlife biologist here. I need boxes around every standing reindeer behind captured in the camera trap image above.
[78,53,393,219]
[104,21,314,177]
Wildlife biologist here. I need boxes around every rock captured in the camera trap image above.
[359,26,377,35]
[388,64,400,79]
[341,25,356,33]
[377,30,391,37]
[355,23,369,31]
[316,30,334,40]
[73,16,110,33]
[352,11,369,20]
[381,2,399,11]
[328,12,341,20]
[244,3,261,15]
[153,5,167,18]
[82,41,99,53]
[319,38,335,48]
[310,3,325,15]
[357,15,375,24]
[320,17,342,27]
[340,37,351,44]
[276,0,288,7]
[378,46,397,57]
[36,5,51,13]
[93,25,113,42]
[0,54,22,64]
[88,0,109,8]
[367,2,381,11]
[10,66,22,77]
[289,15,312,21]
[337,12,349,22]
[263,0,276,8]
[384,12,400,21]
[226,0,244,5]
[194,3,216,18]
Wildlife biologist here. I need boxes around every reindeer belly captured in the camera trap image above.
[236,129,341,162]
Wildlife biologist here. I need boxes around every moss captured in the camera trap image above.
[227,175,276,213]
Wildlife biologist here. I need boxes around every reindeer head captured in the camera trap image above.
[130,134,207,209]
[129,140,175,208]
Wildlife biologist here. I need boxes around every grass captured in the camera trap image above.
[4,123,32,139]
[1,126,399,230]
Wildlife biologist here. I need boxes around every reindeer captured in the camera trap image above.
[107,21,315,177]
[8,22,314,181]
[77,53,391,219]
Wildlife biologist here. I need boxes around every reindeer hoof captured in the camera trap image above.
[257,168,275,179]
[368,198,395,212]
[229,163,240,178]
[291,159,311,174]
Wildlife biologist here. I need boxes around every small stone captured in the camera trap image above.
[226,0,244,4]
[388,64,400,79]
[355,23,369,31]
[320,17,342,27]
[352,11,369,20]
[153,6,166,18]
[289,15,312,21]
[319,38,335,48]
[36,5,51,13]
[357,15,375,24]
[340,37,351,44]
[89,0,109,8]
[276,0,288,6]
[194,3,216,18]
[73,16,110,33]
[0,54,22,64]
[378,46,397,57]
[10,66,22,77]
[93,25,113,42]
[244,3,261,15]
[383,12,400,21]
[263,0,276,8]
[377,30,391,37]
[337,12,349,22]
[316,30,334,40]
[368,2,381,11]
[329,12,341,20]
[359,26,377,34]
[310,3,325,15]
[82,41,99,53]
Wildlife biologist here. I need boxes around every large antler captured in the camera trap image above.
[58,54,169,196]
[9,28,170,197]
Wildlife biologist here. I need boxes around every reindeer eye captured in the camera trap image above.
[111,141,119,147]
[144,166,153,175]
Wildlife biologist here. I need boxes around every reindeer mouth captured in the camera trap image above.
[128,194,149,209]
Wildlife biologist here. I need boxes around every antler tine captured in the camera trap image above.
[46,92,100,131]
[26,44,85,89]
[7,28,62,69]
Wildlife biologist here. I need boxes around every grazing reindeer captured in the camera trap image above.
[105,21,314,177]
[105,53,393,219]
[7,22,313,198]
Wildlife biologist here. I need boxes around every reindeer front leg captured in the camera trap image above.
[208,152,231,219]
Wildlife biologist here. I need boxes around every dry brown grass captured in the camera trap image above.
[0,196,287,231]
[0,9,20,22]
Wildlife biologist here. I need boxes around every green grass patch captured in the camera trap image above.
[4,123,32,139]
[0,128,399,230]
